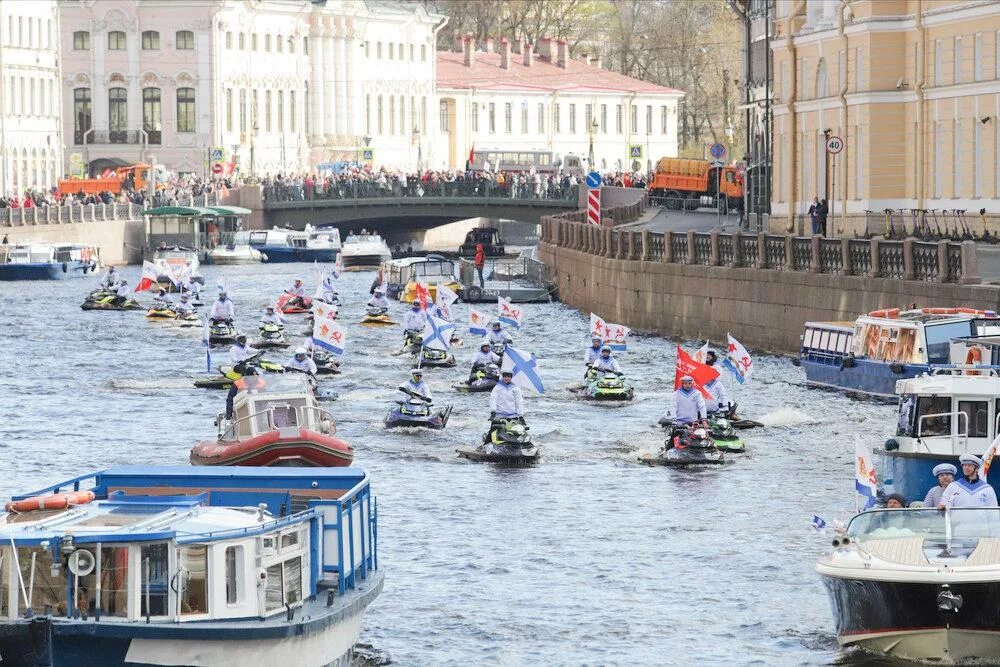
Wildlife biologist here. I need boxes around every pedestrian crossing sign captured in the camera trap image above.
[210,147,224,162]
[629,145,643,159]
[362,148,375,162]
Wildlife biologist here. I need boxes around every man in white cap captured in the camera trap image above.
[923,463,957,508]
[939,454,999,508]
[367,289,390,310]
[210,291,235,323]
[402,300,426,334]
[401,368,431,401]
[285,347,318,375]
[260,306,286,327]
[490,369,524,420]
[589,345,622,374]
[584,336,603,365]
[668,376,707,424]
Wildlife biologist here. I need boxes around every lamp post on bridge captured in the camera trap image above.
[412,125,422,172]
[587,117,598,171]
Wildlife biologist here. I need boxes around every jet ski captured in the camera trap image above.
[457,418,539,464]
[581,371,635,401]
[146,304,178,319]
[81,290,142,311]
[491,342,507,361]
[360,307,396,326]
[313,349,342,375]
[384,388,452,429]
[641,424,725,466]
[276,293,312,314]
[208,320,240,346]
[418,346,456,368]
[316,293,341,307]
[452,363,499,392]
[252,323,289,349]
[706,413,746,453]
[175,310,200,326]
[400,330,423,355]
[194,351,285,390]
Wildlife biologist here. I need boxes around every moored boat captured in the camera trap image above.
[0,464,381,666]
[341,233,391,270]
[0,243,100,280]
[251,227,340,263]
[207,231,263,265]
[152,246,203,290]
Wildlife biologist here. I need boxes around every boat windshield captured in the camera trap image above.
[847,508,1000,541]
[925,320,975,363]
[408,261,454,280]
[235,375,312,394]
[345,235,382,245]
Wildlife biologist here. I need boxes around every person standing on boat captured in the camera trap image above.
[367,289,390,310]
[401,368,432,401]
[210,292,235,323]
[923,463,957,508]
[260,306,286,327]
[285,347,318,375]
[590,346,622,374]
[490,369,524,421]
[584,337,603,365]
[704,350,731,414]
[939,454,999,508]
[474,243,486,288]
[668,376,707,424]
[403,301,426,334]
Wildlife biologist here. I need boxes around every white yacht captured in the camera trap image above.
[208,231,263,265]
[340,233,392,270]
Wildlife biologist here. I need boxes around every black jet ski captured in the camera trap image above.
[418,346,456,368]
[452,363,499,392]
[208,320,240,346]
[252,323,289,349]
[313,349,342,375]
[81,290,142,311]
[384,388,452,429]
[360,306,396,326]
[457,417,538,464]
[399,330,423,355]
[194,351,285,390]
[581,370,635,401]
[641,423,725,466]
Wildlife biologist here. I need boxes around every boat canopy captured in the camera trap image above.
[143,206,218,216]
[206,205,252,216]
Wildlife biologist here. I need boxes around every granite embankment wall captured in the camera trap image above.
[539,218,1000,355]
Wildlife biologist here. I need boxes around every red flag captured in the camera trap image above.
[468,143,475,164]
[134,261,160,292]
[414,281,431,311]
[674,345,720,399]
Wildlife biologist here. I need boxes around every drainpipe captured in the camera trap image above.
[837,0,849,233]
[784,0,807,232]
[914,0,926,210]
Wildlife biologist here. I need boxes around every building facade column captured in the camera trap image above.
[334,29,348,136]
[311,27,326,143]
[344,26,361,136]
[322,31,335,138]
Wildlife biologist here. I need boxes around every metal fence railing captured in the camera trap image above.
[263,180,579,204]
[0,192,225,227]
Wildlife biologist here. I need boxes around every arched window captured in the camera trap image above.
[73,88,92,144]
[109,87,127,143]
[143,88,162,144]
[177,88,195,133]
[108,31,126,50]
[816,58,828,98]
[141,31,160,50]
[176,30,194,50]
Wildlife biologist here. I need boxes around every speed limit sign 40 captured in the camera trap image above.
[826,136,844,154]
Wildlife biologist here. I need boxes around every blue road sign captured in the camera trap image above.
[709,143,726,160]
[585,172,602,189]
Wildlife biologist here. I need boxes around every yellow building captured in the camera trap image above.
[771,0,1000,235]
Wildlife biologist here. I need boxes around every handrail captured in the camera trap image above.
[219,403,337,441]
[917,411,969,455]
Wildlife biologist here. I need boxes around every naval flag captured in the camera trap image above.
[498,296,523,329]
[469,309,490,336]
[501,346,544,394]
[854,438,878,510]
[134,261,161,292]
[723,334,754,384]
[589,313,630,352]
[422,314,456,351]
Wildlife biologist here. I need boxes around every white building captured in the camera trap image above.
[59,0,445,177]
[436,36,684,173]
[0,0,64,196]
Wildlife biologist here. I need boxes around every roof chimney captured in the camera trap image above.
[536,36,553,62]
[463,34,474,67]
[523,41,533,67]
[556,39,569,69]
[500,38,511,69]
[485,37,495,54]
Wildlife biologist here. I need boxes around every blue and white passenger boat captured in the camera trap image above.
[0,243,100,281]
[797,308,997,398]
[250,227,341,263]
[0,465,380,667]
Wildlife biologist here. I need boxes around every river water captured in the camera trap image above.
[0,263,897,666]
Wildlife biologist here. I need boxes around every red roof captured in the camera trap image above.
[437,50,684,96]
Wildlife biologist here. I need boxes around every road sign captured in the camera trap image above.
[628,145,643,159]
[587,188,601,226]
[710,159,725,168]
[826,135,844,154]
[709,143,726,160]
[362,148,375,162]
[211,163,224,175]
[210,147,225,162]
[585,171,602,189]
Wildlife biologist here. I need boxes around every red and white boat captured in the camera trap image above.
[191,375,352,467]
[276,292,312,314]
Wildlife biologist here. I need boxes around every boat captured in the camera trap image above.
[456,250,553,304]
[249,227,340,263]
[152,246,203,290]
[208,320,240,346]
[81,289,143,311]
[457,418,538,464]
[252,323,290,349]
[192,375,352,466]
[313,349,342,375]
[452,364,499,393]
[276,293,312,314]
[384,396,453,429]
[417,347,456,368]
[194,351,286,390]
[640,425,725,466]
[340,233,391,270]
[0,464,381,666]
[706,413,746,453]
[581,369,634,401]
[207,231,263,265]
[816,506,1000,663]
[382,255,463,302]
[796,308,999,398]
[145,305,177,319]
[0,243,100,280]
[360,307,396,326]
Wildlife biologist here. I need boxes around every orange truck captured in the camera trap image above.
[58,164,161,196]
[647,158,743,210]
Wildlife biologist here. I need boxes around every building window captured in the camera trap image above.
[252,33,258,51]
[398,43,403,60]
[974,114,982,198]
[630,105,637,133]
[73,31,90,50]
[421,96,427,133]
[303,37,308,55]
[238,32,245,50]
[954,119,962,196]
[239,89,247,135]
[390,96,396,134]
[421,44,427,61]
[409,44,414,60]
[176,30,194,50]
[276,34,283,53]
[646,105,652,134]
[388,43,393,60]
[616,104,623,133]
[177,87,195,132]
[488,102,496,133]
[289,90,296,132]
[584,104,592,132]
[277,90,284,131]
[265,34,271,52]
[471,102,478,132]
[73,88,91,144]
[376,42,382,59]
[954,37,961,85]
[143,88,162,144]
[569,103,576,133]
[399,95,405,136]
[601,104,607,133]
[504,102,512,133]
[974,33,983,82]
[521,104,528,133]
[265,90,272,132]
[141,30,159,50]
[109,87,127,142]
[439,100,449,132]
[226,88,233,132]
[108,31,126,50]
[538,103,545,133]
[365,94,371,134]
[226,31,232,49]
[554,103,560,133]
[377,95,383,134]
[661,106,668,134]
[288,37,295,54]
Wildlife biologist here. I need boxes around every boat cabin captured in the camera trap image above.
[307,228,341,250]
[382,256,460,300]
[893,371,1000,456]
[0,465,375,622]
[221,376,334,441]
[249,228,303,248]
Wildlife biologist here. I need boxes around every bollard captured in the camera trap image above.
[686,230,696,265]
[784,235,794,270]
[840,238,851,276]
[902,238,915,281]
[641,230,649,261]
[960,240,981,284]
[810,235,821,273]
[936,241,949,284]
[709,230,720,266]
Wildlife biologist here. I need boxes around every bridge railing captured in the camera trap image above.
[540,215,980,285]
[0,192,224,227]
[262,180,580,204]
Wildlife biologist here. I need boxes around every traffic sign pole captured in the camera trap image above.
[586,171,602,226]
[825,136,843,236]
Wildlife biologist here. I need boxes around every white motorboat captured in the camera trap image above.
[152,245,203,287]
[208,231,263,265]
[817,506,1000,663]
[340,233,391,270]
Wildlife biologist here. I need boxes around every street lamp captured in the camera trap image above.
[588,117,598,170]
[412,124,422,172]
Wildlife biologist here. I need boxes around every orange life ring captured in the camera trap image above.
[966,346,983,375]
[868,308,900,318]
[5,490,95,513]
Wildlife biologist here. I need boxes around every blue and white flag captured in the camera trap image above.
[590,313,630,352]
[333,252,343,279]
[422,314,456,351]
[501,346,544,394]
[312,302,345,355]
[811,515,827,532]
[722,334,754,384]
[469,309,489,336]
[854,438,878,510]
[434,283,459,321]
[498,296,523,330]
[201,317,212,372]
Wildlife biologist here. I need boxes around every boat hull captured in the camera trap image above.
[258,247,339,263]
[799,356,929,398]
[819,574,1000,663]
[208,248,262,265]
[0,573,383,667]
[0,260,95,280]
[191,428,353,467]
[341,253,390,270]
[877,449,1000,502]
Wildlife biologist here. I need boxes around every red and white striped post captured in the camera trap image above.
[585,171,602,226]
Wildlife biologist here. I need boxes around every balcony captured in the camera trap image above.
[79,131,161,146]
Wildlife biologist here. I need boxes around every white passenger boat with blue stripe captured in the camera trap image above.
[0,465,380,667]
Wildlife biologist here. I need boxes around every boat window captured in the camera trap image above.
[140,543,169,616]
[265,563,283,611]
[179,545,208,615]
[849,508,1000,541]
[98,546,129,617]
[818,330,830,350]
[925,321,975,363]
[802,328,816,349]
[897,395,917,436]
[916,396,951,436]
[0,550,8,618]
[16,546,67,616]
[283,557,302,604]
[958,401,989,438]
[225,546,242,605]
[280,530,299,549]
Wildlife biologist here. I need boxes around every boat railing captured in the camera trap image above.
[219,404,337,441]
[310,476,376,595]
[917,411,968,454]
[928,364,1000,377]
[10,471,102,500]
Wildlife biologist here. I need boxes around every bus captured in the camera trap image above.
[468,149,584,176]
